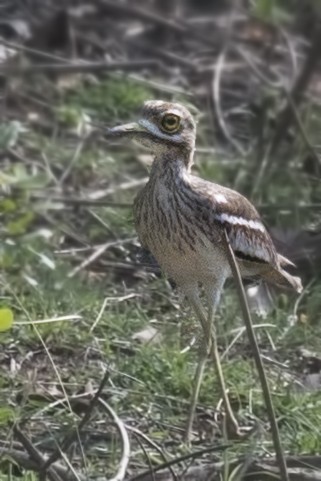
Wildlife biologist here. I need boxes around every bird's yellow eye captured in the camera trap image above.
[161,114,181,133]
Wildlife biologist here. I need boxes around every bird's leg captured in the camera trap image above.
[183,288,211,442]
[184,286,239,441]
[205,286,240,437]
[184,348,207,442]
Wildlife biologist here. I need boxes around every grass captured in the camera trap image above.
[1,71,321,479]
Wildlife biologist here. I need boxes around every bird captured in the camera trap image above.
[107,100,303,440]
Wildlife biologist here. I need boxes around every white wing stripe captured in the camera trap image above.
[215,213,265,232]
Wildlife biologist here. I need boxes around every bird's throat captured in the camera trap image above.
[150,150,194,182]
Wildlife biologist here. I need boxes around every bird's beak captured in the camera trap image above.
[105,122,146,139]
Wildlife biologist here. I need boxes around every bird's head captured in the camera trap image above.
[107,100,197,155]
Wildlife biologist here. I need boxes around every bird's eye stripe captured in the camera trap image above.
[138,118,183,143]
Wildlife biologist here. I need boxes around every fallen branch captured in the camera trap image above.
[0,447,83,481]
[13,426,64,481]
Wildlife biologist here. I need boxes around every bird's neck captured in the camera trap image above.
[150,148,194,182]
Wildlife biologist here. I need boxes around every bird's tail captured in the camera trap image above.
[277,268,303,293]
[262,255,303,293]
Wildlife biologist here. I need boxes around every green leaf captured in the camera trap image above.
[0,198,17,213]
[6,211,35,235]
[0,308,14,332]
[0,406,15,423]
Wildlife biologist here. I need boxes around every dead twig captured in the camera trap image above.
[30,194,131,208]
[87,178,148,200]
[236,33,320,194]
[67,237,137,278]
[212,37,246,156]
[40,371,110,475]
[251,83,320,195]
[126,426,178,481]
[13,426,63,481]
[0,447,82,481]
[283,89,320,170]
[0,38,70,63]
[130,40,199,72]
[96,0,188,36]
[270,23,321,157]
[98,398,130,481]
[90,293,138,332]
[128,444,231,481]
[71,258,160,274]
[0,60,161,75]
[223,229,289,481]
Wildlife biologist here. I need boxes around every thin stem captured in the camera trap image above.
[223,229,289,481]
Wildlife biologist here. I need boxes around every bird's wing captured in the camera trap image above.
[191,178,279,266]
[190,178,302,291]
[223,218,278,266]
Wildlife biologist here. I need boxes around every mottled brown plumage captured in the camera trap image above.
[107,100,302,439]
[126,101,301,293]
